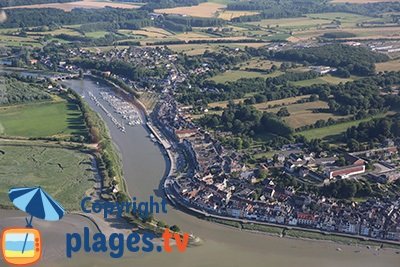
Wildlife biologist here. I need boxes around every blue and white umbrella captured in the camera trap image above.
[9,187,65,227]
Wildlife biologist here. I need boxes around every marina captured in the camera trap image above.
[99,91,142,127]
[88,90,143,133]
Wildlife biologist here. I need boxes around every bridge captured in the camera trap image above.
[50,73,80,81]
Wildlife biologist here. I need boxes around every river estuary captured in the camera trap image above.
[49,77,400,267]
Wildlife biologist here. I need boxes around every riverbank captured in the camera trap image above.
[88,73,400,248]
[206,217,400,249]
[164,175,400,249]
[68,75,187,237]
[60,76,400,267]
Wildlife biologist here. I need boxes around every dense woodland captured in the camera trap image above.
[344,115,400,144]
[0,0,74,7]
[273,44,389,76]
[1,8,149,28]
[303,71,400,116]
[0,0,205,9]
[158,15,224,32]
[1,7,224,33]
[230,0,400,22]
[322,32,357,39]
[320,179,376,199]
[72,58,158,81]
[199,102,293,138]
[141,0,206,10]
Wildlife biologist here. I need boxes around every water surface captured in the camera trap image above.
[59,77,400,267]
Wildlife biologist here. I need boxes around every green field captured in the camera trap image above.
[260,100,349,129]
[210,70,283,83]
[290,75,354,86]
[298,113,389,140]
[239,58,283,70]
[249,17,329,29]
[0,143,96,210]
[84,31,109,38]
[249,12,381,31]
[0,34,41,47]
[0,100,87,138]
[306,12,384,27]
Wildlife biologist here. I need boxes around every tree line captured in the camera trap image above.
[301,71,400,116]
[344,115,400,144]
[73,58,152,82]
[0,0,73,7]
[272,44,389,76]
[229,0,400,22]
[199,102,293,138]
[0,75,51,105]
[2,8,149,28]
[141,0,206,11]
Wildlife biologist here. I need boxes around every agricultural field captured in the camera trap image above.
[162,43,220,55]
[294,26,400,41]
[174,31,219,41]
[306,12,381,27]
[120,27,173,39]
[251,12,384,31]
[0,100,87,139]
[4,0,141,11]
[27,27,82,36]
[260,100,349,129]
[298,113,390,140]
[248,17,330,30]
[210,70,283,83]
[138,28,261,44]
[155,2,226,18]
[252,95,313,110]
[164,43,223,55]
[217,10,260,20]
[0,142,96,210]
[84,31,109,39]
[341,26,400,39]
[204,95,314,117]
[290,75,355,86]
[0,34,41,47]
[239,58,283,70]
[376,59,400,72]
[207,97,249,109]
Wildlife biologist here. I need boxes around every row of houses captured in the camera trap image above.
[155,94,400,242]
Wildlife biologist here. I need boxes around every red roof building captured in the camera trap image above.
[327,164,365,179]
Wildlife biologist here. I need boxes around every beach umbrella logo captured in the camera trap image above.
[1,187,65,266]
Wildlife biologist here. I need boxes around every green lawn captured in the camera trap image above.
[0,100,87,138]
[298,113,389,140]
[0,143,96,210]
